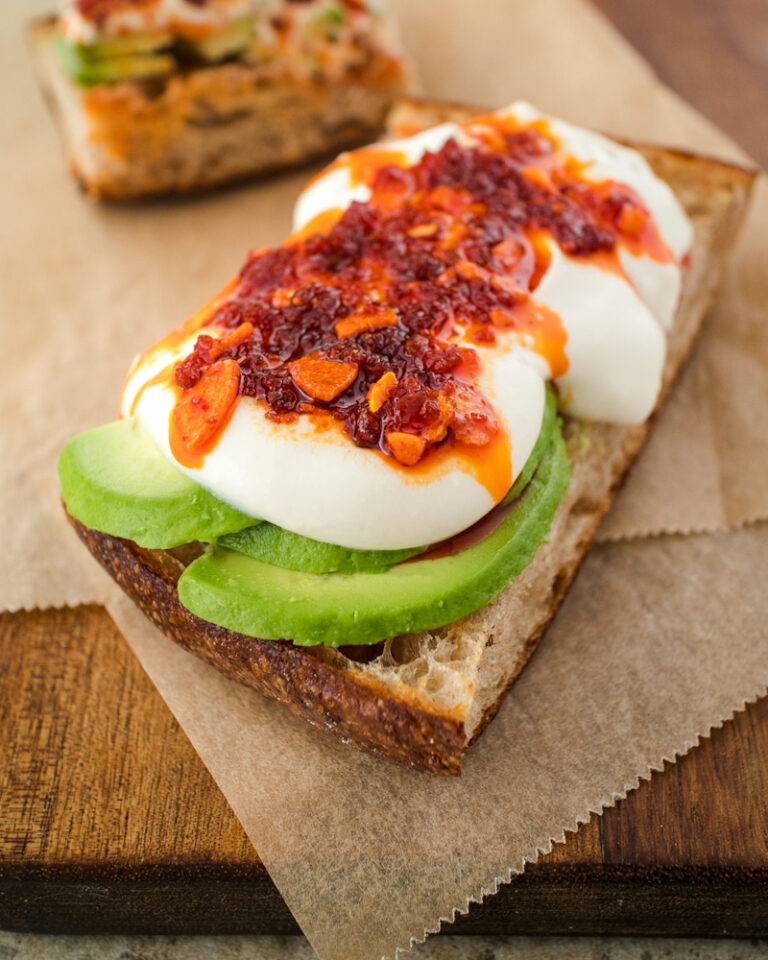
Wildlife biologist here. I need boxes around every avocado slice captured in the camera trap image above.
[58,417,258,548]
[55,33,176,85]
[180,18,254,63]
[220,389,560,574]
[220,523,424,574]
[75,31,172,61]
[501,386,557,506]
[177,418,571,646]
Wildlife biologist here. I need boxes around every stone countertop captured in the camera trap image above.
[3,935,768,960]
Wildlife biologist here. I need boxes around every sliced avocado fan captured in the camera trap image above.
[55,17,255,86]
[55,32,176,85]
[58,417,258,548]
[177,406,570,646]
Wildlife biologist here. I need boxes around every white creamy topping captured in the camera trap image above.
[534,241,665,422]
[500,102,692,334]
[502,103,692,258]
[124,335,544,550]
[293,123,471,233]
[123,103,692,550]
[292,101,691,424]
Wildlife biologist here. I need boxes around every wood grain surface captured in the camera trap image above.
[2,0,768,937]
[591,0,768,168]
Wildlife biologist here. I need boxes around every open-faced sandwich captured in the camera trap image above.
[29,0,412,199]
[59,99,755,773]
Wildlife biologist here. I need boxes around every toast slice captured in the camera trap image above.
[68,99,756,773]
[28,15,412,200]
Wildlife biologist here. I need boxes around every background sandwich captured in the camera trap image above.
[30,0,413,199]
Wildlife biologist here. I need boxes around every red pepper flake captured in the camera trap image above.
[442,381,500,446]
[492,236,526,272]
[288,355,359,403]
[335,306,398,339]
[618,204,646,235]
[407,223,439,238]
[522,165,553,190]
[423,393,453,443]
[172,359,240,454]
[367,371,397,412]
[162,117,670,469]
[387,431,426,466]
[208,322,254,361]
[425,185,477,215]
[469,325,497,345]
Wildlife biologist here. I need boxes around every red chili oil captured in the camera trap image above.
[172,117,668,465]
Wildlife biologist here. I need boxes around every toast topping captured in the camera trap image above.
[121,105,691,552]
[167,109,675,468]
[57,0,399,86]
[170,357,241,467]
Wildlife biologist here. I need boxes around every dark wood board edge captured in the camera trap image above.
[5,865,768,937]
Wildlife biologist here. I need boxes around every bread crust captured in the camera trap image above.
[29,15,412,200]
[65,100,757,773]
[69,516,467,774]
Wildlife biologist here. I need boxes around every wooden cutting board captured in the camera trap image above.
[2,0,768,938]
[2,603,768,936]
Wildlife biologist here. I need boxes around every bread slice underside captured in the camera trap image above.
[28,16,412,200]
[68,99,756,773]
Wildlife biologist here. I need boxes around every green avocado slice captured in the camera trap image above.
[74,30,172,61]
[177,419,571,646]
[56,33,176,85]
[502,387,557,506]
[58,417,258,548]
[219,523,424,574]
[219,388,560,574]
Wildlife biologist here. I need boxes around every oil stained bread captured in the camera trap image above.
[68,99,756,773]
[28,15,412,200]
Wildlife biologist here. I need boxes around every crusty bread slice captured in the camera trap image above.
[28,15,412,200]
[67,99,756,773]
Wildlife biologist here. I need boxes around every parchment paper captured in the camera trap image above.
[4,0,768,956]
[109,521,768,959]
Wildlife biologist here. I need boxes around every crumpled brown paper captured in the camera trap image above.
[3,0,768,956]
